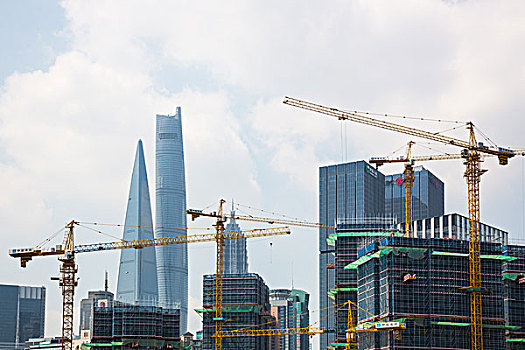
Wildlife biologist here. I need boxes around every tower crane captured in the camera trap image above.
[187,200,334,350]
[283,96,523,350]
[370,141,468,237]
[10,219,290,350]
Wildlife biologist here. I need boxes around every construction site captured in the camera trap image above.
[7,96,525,350]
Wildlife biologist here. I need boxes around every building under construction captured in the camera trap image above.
[351,236,510,350]
[199,273,272,350]
[503,245,525,347]
[328,219,403,347]
[88,301,180,349]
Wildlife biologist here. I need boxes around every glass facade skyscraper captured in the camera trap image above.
[385,166,444,223]
[223,208,248,274]
[116,140,158,306]
[156,108,188,332]
[318,161,385,349]
[0,284,45,348]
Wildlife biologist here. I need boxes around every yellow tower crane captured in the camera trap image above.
[283,96,523,350]
[187,200,334,350]
[370,141,469,237]
[10,219,290,350]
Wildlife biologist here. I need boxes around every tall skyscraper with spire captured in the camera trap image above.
[156,107,188,332]
[116,140,158,305]
[223,204,248,274]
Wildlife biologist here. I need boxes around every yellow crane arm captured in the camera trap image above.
[187,209,334,229]
[215,327,325,337]
[283,96,516,160]
[10,226,291,266]
[75,227,290,253]
[370,153,464,167]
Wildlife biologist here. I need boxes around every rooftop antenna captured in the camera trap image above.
[104,270,108,292]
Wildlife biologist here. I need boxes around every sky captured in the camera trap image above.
[0,0,524,346]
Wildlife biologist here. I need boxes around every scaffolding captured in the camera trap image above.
[89,302,181,349]
[200,273,271,350]
[503,245,525,349]
[355,237,507,350]
[329,222,402,347]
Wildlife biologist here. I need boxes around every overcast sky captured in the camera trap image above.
[1,1,524,346]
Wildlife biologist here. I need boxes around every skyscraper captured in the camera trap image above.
[385,166,444,223]
[156,108,188,332]
[223,207,248,274]
[318,161,385,349]
[0,284,45,348]
[116,140,158,305]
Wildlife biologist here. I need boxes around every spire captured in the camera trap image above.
[230,199,236,219]
[104,270,108,292]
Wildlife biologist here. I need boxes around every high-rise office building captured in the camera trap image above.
[318,161,385,349]
[270,289,310,350]
[223,208,248,275]
[116,140,158,306]
[0,284,45,348]
[156,108,188,331]
[385,166,444,223]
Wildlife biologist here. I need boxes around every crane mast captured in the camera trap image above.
[284,96,520,350]
[214,199,226,350]
[55,221,76,350]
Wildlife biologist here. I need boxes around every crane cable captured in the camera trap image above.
[34,226,67,250]
[232,201,314,224]
[341,109,465,124]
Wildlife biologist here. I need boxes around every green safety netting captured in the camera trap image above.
[345,247,392,269]
[431,321,470,327]
[329,287,358,296]
[503,272,520,281]
[329,343,348,348]
[480,254,517,261]
[391,247,426,259]
[432,250,518,261]
[82,343,123,348]
[327,231,402,246]
[195,305,262,313]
